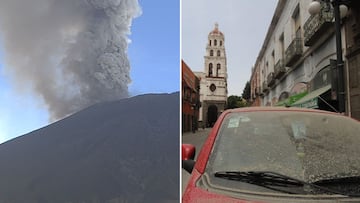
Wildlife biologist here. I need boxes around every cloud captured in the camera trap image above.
[0,0,142,120]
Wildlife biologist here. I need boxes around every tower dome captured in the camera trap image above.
[208,23,224,37]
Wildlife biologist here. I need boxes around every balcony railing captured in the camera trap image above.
[267,72,275,87]
[303,2,333,46]
[274,59,286,79]
[285,37,303,67]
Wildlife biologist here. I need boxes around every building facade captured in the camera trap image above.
[196,23,228,128]
[344,0,360,119]
[250,0,358,118]
[182,60,200,133]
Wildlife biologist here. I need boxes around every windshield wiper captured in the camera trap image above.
[314,176,360,185]
[214,171,353,196]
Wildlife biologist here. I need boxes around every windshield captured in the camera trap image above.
[206,111,360,184]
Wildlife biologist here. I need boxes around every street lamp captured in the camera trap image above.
[308,1,348,18]
[308,0,348,113]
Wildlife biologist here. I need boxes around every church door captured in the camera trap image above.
[207,105,218,127]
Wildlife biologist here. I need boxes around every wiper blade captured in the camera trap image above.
[214,171,352,196]
[314,176,360,185]
[215,171,302,187]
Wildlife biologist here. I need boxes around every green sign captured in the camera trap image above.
[275,91,307,107]
[293,97,318,109]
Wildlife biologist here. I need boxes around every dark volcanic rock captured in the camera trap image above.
[0,92,179,203]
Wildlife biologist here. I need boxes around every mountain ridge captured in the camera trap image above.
[0,92,179,203]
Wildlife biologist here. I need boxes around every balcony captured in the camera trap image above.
[303,2,333,46]
[267,72,275,87]
[285,37,303,67]
[262,81,269,93]
[274,59,286,79]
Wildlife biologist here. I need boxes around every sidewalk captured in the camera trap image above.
[182,127,211,137]
[181,127,212,160]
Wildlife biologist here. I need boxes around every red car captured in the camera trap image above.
[182,107,360,202]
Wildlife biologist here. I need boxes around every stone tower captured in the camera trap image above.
[197,23,228,127]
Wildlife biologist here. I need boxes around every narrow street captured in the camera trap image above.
[181,128,212,194]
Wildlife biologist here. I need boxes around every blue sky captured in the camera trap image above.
[129,0,180,95]
[0,0,180,144]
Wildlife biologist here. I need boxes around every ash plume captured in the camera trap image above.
[0,0,141,120]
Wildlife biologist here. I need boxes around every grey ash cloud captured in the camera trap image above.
[0,0,141,120]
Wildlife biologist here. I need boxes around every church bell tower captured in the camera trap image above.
[198,23,228,127]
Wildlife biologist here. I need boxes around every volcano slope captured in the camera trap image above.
[0,92,179,203]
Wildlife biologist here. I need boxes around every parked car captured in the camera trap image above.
[182,107,360,202]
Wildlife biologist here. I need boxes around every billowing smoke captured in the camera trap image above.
[0,0,141,120]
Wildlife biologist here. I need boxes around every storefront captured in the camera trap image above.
[291,66,338,112]
[276,82,308,107]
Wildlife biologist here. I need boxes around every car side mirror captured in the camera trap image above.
[182,144,196,173]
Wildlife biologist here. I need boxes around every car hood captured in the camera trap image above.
[183,170,360,203]
[183,170,261,203]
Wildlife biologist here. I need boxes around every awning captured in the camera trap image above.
[275,91,307,107]
[291,85,331,109]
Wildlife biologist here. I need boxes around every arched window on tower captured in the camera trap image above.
[220,41,222,46]
[209,40,212,46]
[216,64,221,77]
[209,63,213,77]
[217,50,220,56]
[214,39,217,46]
[210,50,214,56]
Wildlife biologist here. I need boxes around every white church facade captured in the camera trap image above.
[195,23,228,127]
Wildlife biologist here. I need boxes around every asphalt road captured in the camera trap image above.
[181,128,212,195]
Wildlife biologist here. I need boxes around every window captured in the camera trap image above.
[292,4,301,39]
[296,27,301,38]
[279,33,284,59]
[216,64,221,76]
[210,84,216,92]
[220,41,222,46]
[209,40,212,46]
[210,50,214,56]
[214,39,217,46]
[217,50,221,56]
[185,88,191,100]
[209,63,213,77]
[272,50,275,69]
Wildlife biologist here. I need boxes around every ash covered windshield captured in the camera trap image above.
[207,111,360,183]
